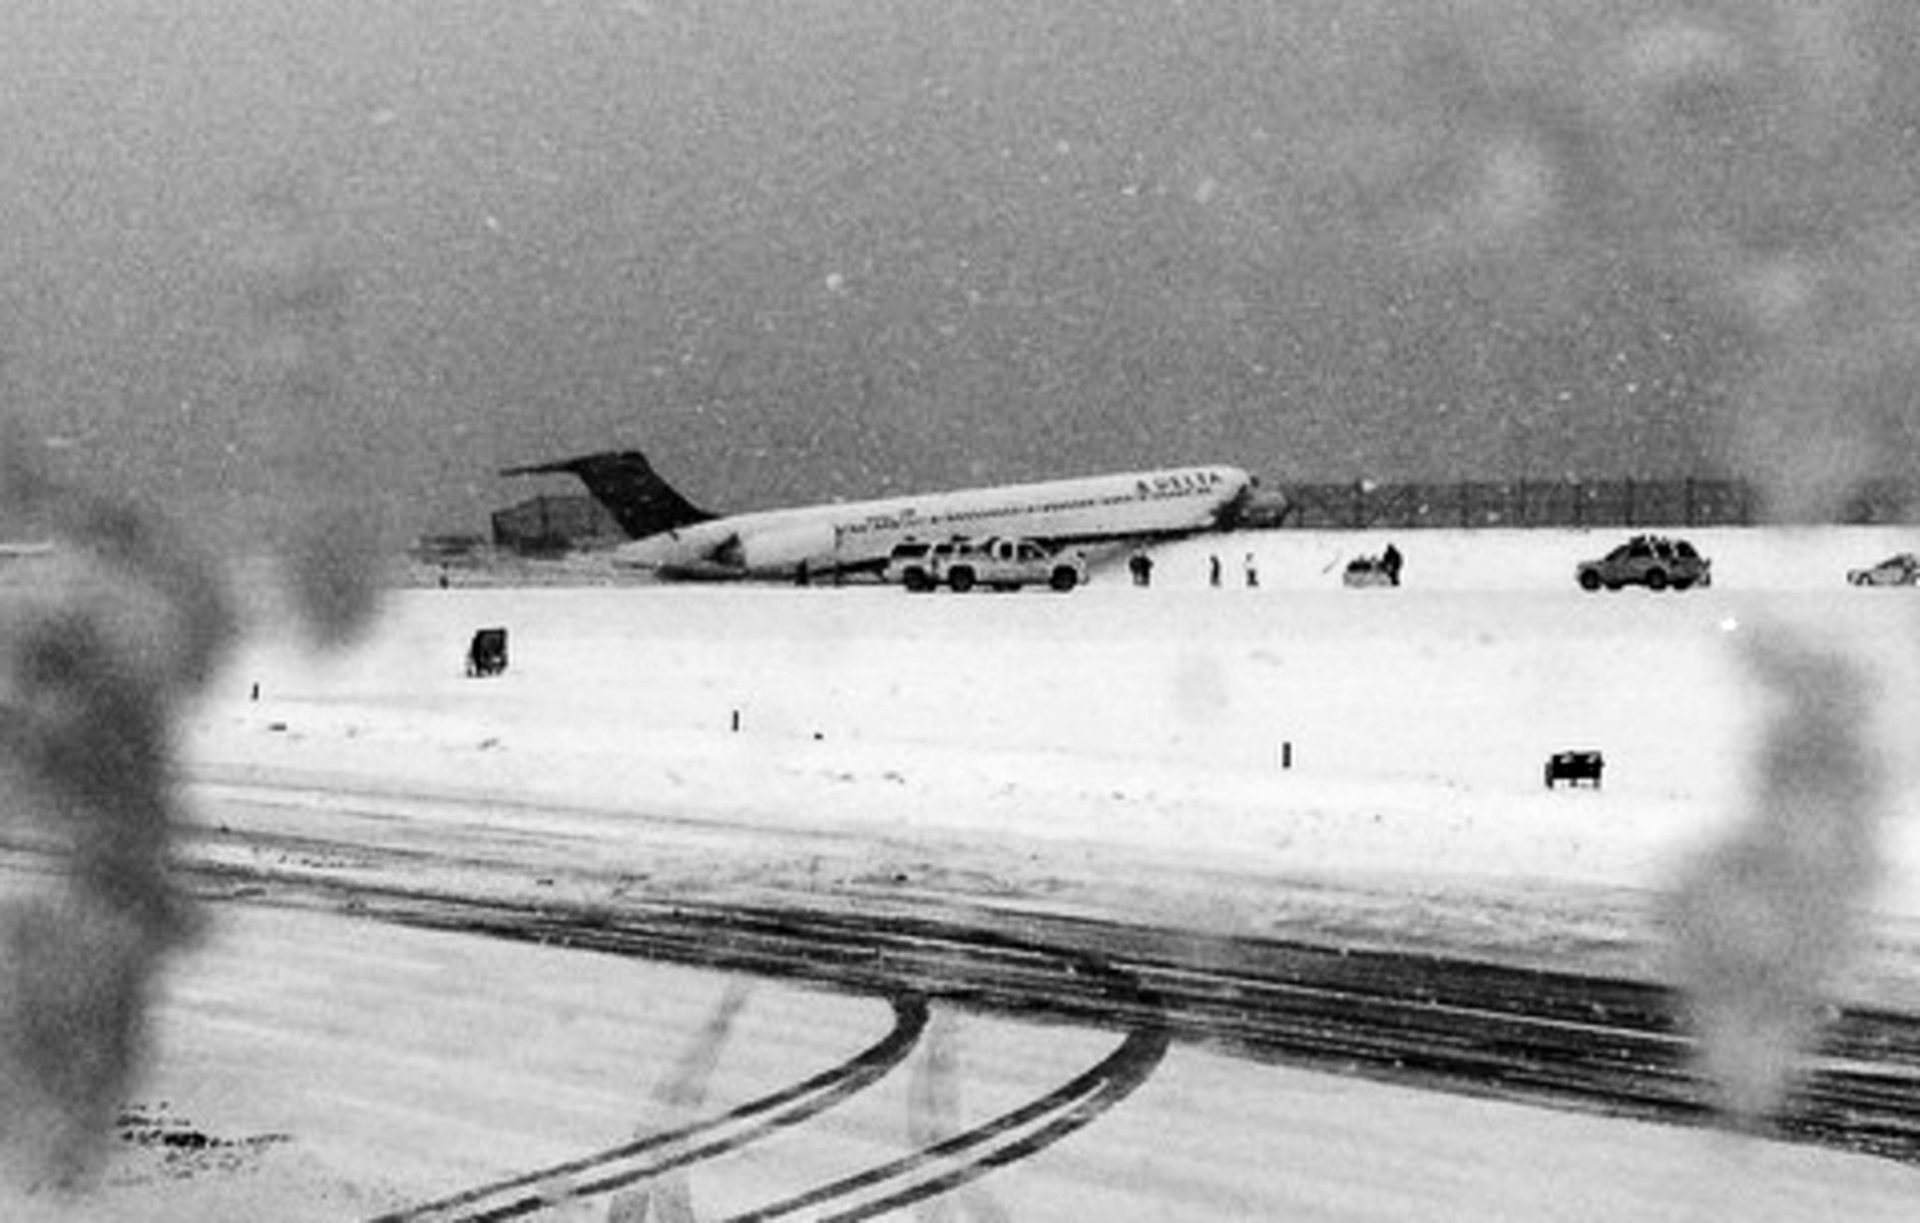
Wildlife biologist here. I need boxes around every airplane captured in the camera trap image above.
[501,450,1278,582]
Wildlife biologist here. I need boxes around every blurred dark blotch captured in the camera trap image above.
[1662,625,1884,1125]
[0,561,229,1189]
[0,435,239,1190]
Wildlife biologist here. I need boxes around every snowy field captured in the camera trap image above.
[227,526,1920,945]
[12,525,1920,1219]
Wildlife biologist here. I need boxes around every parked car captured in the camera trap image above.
[1847,552,1920,587]
[885,538,955,592]
[1575,534,1711,591]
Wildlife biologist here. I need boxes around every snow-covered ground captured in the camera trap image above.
[11,526,1920,1218]
[231,527,1920,943]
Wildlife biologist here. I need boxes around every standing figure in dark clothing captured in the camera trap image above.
[1129,550,1154,587]
[1382,542,1403,586]
[1208,554,1222,587]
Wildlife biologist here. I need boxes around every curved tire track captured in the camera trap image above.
[726,958,1166,1222]
[332,887,1170,1222]
[366,995,929,1222]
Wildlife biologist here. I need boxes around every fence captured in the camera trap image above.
[1274,478,1918,530]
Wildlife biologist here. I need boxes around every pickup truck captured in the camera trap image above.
[888,535,1085,592]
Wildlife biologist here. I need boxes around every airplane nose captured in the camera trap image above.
[1221,482,1290,530]
[1216,483,1254,529]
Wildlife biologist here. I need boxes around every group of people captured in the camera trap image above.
[1130,550,1260,587]
[1127,542,1405,588]
[1205,553,1260,588]
[1128,550,1263,588]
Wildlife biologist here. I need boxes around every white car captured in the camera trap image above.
[1847,552,1920,586]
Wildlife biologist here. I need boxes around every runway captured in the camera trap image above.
[161,780,1920,1220]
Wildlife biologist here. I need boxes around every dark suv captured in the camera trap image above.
[1576,534,1711,591]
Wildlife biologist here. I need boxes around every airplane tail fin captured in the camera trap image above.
[502,451,716,539]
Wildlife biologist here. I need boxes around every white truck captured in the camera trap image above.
[887,535,1085,592]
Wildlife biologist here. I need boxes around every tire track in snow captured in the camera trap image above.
[173,793,1920,1183]
[364,991,930,1223]
[166,866,1171,1221]
[349,890,1170,1222]
[724,1017,1165,1222]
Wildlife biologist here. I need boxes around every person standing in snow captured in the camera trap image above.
[1129,550,1153,587]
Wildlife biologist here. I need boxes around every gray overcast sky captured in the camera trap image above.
[3,1,1918,542]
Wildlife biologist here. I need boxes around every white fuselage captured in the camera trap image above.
[612,465,1253,579]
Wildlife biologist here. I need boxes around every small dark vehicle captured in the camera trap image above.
[466,627,508,677]
[1576,534,1710,592]
[1545,750,1604,789]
